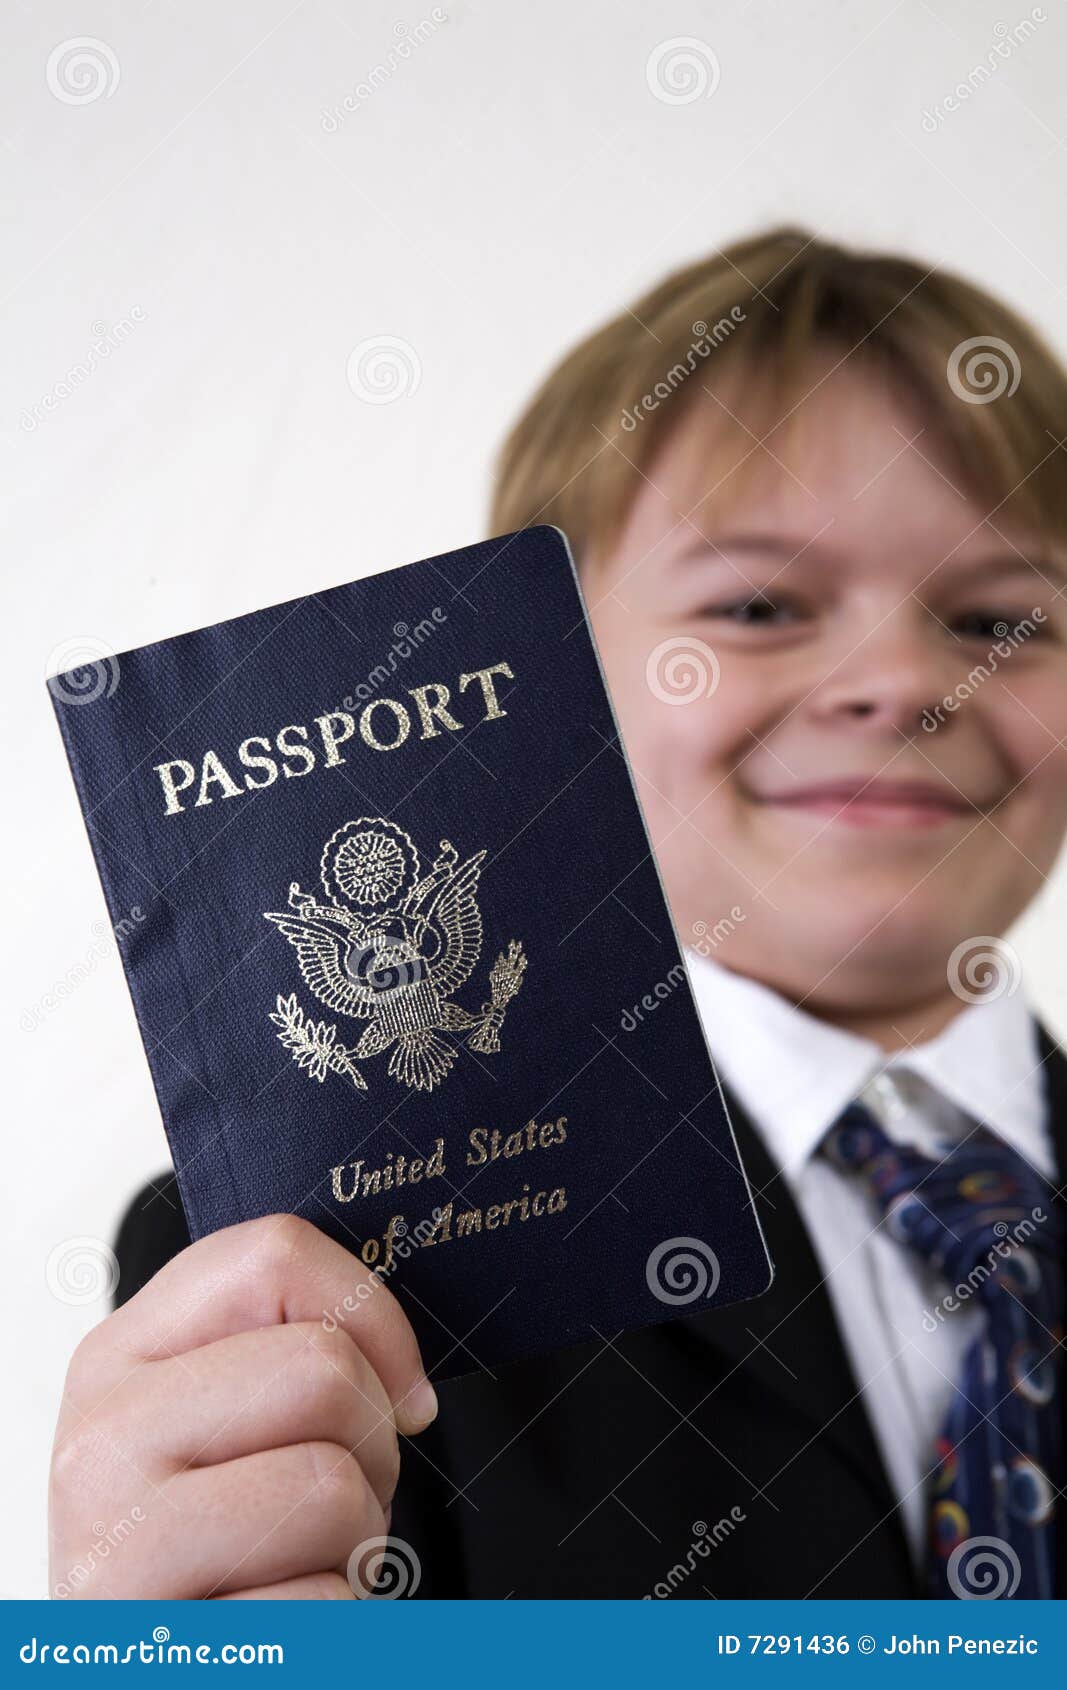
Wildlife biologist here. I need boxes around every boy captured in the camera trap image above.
[50,227,1067,1598]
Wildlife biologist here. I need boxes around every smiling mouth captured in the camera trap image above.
[750,778,984,829]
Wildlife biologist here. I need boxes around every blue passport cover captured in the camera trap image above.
[50,526,771,1376]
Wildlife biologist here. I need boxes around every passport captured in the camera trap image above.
[50,526,772,1377]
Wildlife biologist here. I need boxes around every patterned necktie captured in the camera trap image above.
[825,1099,1062,1599]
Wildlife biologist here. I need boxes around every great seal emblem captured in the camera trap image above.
[264,817,527,1094]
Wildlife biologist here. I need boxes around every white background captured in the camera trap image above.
[3,0,1065,1597]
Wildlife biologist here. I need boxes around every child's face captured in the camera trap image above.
[586,356,1067,1020]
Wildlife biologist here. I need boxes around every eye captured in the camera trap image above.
[706,595,801,626]
[950,609,1048,642]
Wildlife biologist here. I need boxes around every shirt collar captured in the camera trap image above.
[685,950,1052,1181]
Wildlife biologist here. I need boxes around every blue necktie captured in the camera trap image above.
[825,1100,1062,1599]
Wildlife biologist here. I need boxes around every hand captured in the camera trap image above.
[49,1214,437,1599]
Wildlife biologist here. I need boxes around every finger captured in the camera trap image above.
[216,1573,354,1600]
[172,1441,386,1598]
[128,1322,399,1509]
[101,1214,436,1434]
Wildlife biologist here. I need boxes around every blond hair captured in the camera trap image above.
[489,226,1067,560]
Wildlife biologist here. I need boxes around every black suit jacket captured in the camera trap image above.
[113,1037,1067,1599]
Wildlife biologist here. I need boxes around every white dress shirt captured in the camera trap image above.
[685,951,1055,1564]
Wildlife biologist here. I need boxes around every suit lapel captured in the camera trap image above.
[681,1090,903,1528]
[1036,1025,1067,1181]
[1034,1027,1067,1588]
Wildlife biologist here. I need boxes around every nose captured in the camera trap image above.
[810,610,949,737]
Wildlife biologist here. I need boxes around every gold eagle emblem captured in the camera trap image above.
[264,818,527,1094]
